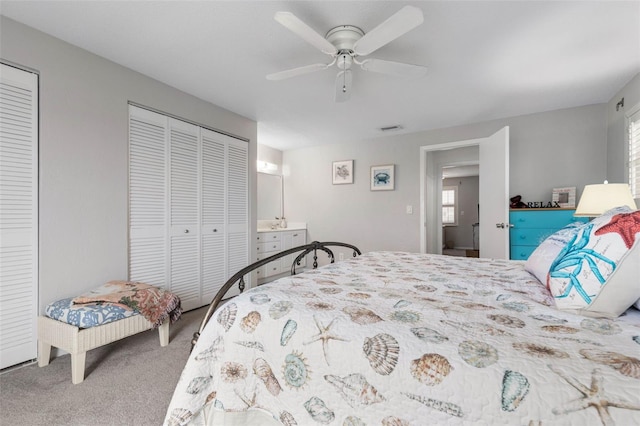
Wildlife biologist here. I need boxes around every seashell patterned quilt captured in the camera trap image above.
[164,252,640,426]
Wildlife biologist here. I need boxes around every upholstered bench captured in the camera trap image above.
[38,281,181,384]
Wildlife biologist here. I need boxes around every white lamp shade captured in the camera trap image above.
[574,183,638,217]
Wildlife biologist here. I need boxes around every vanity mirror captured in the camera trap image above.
[257,172,283,220]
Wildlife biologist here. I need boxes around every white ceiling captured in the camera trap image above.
[2,1,638,151]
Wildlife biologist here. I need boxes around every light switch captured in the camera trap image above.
[406,205,413,214]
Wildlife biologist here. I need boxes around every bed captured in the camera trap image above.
[165,216,640,425]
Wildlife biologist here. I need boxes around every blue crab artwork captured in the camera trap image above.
[548,224,616,304]
[374,172,390,184]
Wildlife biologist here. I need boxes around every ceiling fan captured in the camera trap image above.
[266,6,428,102]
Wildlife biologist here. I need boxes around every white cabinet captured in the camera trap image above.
[281,230,306,273]
[128,106,248,311]
[256,228,306,283]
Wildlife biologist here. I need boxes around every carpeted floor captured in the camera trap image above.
[0,307,206,426]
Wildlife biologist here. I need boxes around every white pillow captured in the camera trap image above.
[547,207,640,318]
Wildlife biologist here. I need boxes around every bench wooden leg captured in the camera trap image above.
[158,321,169,347]
[71,352,86,384]
[38,341,51,367]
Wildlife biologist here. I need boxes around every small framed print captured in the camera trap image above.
[552,186,576,208]
[332,160,354,184]
[371,164,395,191]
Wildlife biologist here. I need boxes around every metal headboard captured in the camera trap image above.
[191,241,361,350]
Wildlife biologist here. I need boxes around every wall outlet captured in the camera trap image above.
[339,253,344,261]
[406,205,413,214]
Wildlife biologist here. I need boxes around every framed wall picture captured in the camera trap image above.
[552,186,576,208]
[371,164,395,191]
[332,160,354,184]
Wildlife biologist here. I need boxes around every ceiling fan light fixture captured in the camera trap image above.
[269,6,427,101]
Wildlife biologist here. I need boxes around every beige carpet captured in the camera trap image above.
[0,307,206,426]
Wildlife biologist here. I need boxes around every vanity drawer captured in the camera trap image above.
[257,241,281,254]
[257,232,281,243]
[255,253,282,278]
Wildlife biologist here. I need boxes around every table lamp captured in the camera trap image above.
[574,182,637,217]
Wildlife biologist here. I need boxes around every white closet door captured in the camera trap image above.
[0,64,38,369]
[201,129,226,303]
[128,107,167,288]
[226,139,248,280]
[169,118,201,310]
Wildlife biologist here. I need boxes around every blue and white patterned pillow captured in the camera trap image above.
[547,206,640,318]
[45,298,138,328]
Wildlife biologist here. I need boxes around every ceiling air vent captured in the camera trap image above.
[379,125,403,132]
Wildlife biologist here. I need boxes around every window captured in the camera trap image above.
[442,186,457,225]
[629,109,640,199]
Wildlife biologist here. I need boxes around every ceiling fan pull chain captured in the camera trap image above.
[342,56,347,92]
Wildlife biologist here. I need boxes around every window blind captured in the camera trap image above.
[629,110,640,199]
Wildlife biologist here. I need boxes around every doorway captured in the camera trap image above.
[419,127,510,259]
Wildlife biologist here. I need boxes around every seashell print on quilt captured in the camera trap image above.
[253,358,282,396]
[280,319,297,346]
[363,333,399,375]
[410,353,453,385]
[458,340,499,368]
[195,336,224,361]
[303,396,334,424]
[501,370,530,412]
[324,373,386,407]
[580,349,640,379]
[216,302,237,331]
[282,351,311,389]
[342,306,384,325]
[269,301,293,319]
[240,311,261,333]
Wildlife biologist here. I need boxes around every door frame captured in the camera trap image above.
[419,128,509,257]
[420,139,483,254]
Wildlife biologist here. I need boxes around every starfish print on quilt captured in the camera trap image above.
[594,211,640,249]
[303,316,349,366]
[548,365,640,426]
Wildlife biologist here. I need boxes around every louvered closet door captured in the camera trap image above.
[201,129,226,303]
[169,118,201,310]
[0,64,38,369]
[226,138,249,280]
[129,107,167,288]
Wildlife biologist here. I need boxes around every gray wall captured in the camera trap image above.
[606,73,640,189]
[0,17,258,312]
[284,104,607,255]
[443,176,479,249]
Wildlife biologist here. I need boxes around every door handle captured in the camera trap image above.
[496,223,514,229]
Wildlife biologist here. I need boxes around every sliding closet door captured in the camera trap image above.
[129,105,249,311]
[128,107,167,288]
[0,64,38,369]
[169,119,201,310]
[201,129,226,303]
[226,139,249,280]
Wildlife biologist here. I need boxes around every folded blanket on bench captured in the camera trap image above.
[72,280,182,328]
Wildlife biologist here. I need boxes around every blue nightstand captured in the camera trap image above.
[509,209,588,260]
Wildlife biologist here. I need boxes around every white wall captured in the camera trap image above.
[606,73,640,186]
[284,104,607,255]
[0,17,258,312]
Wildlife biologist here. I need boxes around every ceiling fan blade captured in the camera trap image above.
[335,70,352,103]
[274,12,338,55]
[353,6,424,56]
[360,58,428,78]
[266,63,329,81]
